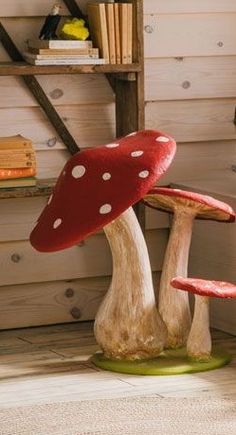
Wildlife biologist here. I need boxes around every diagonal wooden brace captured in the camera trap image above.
[0,22,80,155]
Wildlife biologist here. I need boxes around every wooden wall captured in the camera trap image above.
[0,0,235,328]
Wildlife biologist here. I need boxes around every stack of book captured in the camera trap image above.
[0,135,37,188]
[87,2,133,64]
[23,39,106,65]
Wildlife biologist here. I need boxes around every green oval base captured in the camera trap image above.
[92,347,232,376]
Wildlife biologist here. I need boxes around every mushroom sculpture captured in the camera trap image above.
[30,130,176,372]
[144,187,235,349]
[171,277,236,364]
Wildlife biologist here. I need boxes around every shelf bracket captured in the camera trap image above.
[63,0,88,24]
[0,22,80,156]
[115,72,137,82]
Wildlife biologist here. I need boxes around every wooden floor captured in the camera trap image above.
[0,321,235,409]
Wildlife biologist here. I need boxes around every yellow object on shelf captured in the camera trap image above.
[60,18,89,41]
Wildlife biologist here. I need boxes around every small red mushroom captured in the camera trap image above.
[171,277,236,361]
[30,130,176,360]
[143,187,235,349]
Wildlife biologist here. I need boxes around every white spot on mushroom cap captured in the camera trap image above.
[102,172,111,181]
[106,143,119,148]
[53,218,62,229]
[72,165,86,179]
[139,170,150,179]
[156,136,169,143]
[48,194,53,205]
[131,150,143,157]
[99,204,112,214]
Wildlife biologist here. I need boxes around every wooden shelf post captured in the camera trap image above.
[115,0,145,227]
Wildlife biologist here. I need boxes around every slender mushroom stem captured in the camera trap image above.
[159,208,195,348]
[187,295,211,361]
[94,206,167,360]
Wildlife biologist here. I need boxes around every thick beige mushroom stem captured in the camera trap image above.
[159,208,195,348]
[94,207,167,360]
[187,295,211,361]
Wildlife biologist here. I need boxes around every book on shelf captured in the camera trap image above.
[23,54,106,65]
[105,3,116,64]
[0,152,36,168]
[0,149,35,157]
[119,3,128,64]
[28,48,99,56]
[28,39,93,50]
[0,134,37,181]
[87,2,133,65]
[23,52,99,61]
[87,3,110,64]
[0,159,36,169]
[0,177,37,189]
[0,135,32,150]
[114,2,121,64]
[0,167,36,181]
[127,3,133,64]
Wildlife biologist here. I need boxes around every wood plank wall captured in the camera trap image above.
[0,0,235,328]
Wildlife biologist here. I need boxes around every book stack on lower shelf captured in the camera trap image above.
[23,39,106,65]
[0,135,37,188]
[87,2,133,64]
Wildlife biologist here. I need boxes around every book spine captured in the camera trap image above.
[25,57,106,65]
[0,159,36,169]
[114,3,121,64]
[0,178,37,188]
[24,53,99,60]
[0,167,36,180]
[48,41,93,49]
[28,40,93,49]
[99,4,110,63]
[106,3,116,64]
[28,48,99,56]
[0,142,33,150]
[0,149,35,157]
[119,3,128,64]
[127,4,133,64]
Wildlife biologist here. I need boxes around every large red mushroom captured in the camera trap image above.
[144,187,235,349]
[30,130,176,361]
[171,277,236,361]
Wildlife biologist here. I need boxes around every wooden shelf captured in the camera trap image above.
[0,0,145,222]
[0,178,54,200]
[0,62,141,76]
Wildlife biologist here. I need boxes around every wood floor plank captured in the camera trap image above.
[0,322,235,408]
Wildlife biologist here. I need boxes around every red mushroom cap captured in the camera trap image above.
[171,277,236,299]
[143,187,235,223]
[30,130,176,252]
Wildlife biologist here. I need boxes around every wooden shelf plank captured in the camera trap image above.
[0,179,55,200]
[0,62,141,76]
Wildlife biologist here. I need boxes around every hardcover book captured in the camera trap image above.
[28,39,93,49]
[114,2,121,64]
[119,3,128,64]
[0,177,37,189]
[24,55,106,65]
[0,135,33,150]
[106,3,116,64]
[87,3,110,63]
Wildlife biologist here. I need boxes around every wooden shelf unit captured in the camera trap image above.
[0,0,145,221]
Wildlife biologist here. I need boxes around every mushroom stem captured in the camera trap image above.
[159,208,194,348]
[187,295,211,361]
[94,206,167,360]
